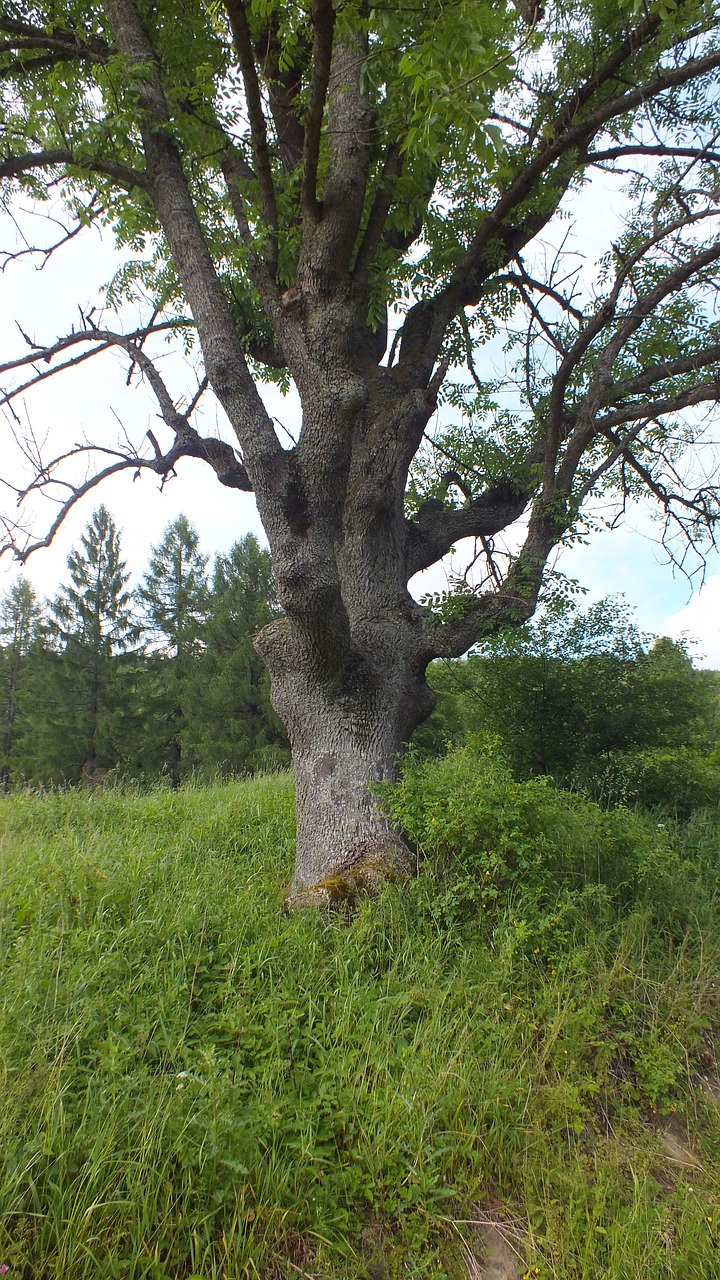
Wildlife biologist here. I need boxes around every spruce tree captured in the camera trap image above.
[136,515,209,779]
[190,534,288,775]
[43,506,138,780]
[0,577,43,787]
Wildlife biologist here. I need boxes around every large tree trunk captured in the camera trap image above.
[257,605,434,907]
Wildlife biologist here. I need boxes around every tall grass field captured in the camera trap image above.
[1,753,719,1278]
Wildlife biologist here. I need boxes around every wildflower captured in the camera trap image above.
[708,1216,713,1223]
[0,1265,10,1274]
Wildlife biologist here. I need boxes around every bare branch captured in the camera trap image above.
[0,200,105,272]
[0,428,252,565]
[499,263,585,323]
[0,319,192,411]
[587,144,720,165]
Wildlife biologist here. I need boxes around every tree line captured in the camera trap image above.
[0,506,288,787]
[2,507,718,813]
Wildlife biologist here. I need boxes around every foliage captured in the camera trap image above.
[186,534,288,776]
[413,597,720,815]
[21,506,139,780]
[1,770,720,1277]
[1,0,720,663]
[386,747,713,938]
[0,577,43,788]
[588,745,720,818]
[135,515,211,779]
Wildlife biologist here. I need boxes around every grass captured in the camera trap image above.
[0,761,719,1278]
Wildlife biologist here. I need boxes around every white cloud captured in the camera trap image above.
[662,575,720,670]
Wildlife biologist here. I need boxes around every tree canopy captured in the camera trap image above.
[1,1,718,588]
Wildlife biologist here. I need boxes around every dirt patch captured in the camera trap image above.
[265,1229,317,1279]
[456,1203,527,1280]
[646,1113,702,1191]
[660,1122,702,1170]
[360,1221,389,1280]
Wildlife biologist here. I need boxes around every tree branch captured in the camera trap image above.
[0,319,191,401]
[405,481,531,579]
[0,17,109,66]
[103,0,287,511]
[0,200,105,272]
[256,18,307,172]
[587,144,720,166]
[608,343,720,402]
[352,143,403,283]
[223,0,279,264]
[300,0,335,225]
[0,429,252,565]
[397,18,720,385]
[0,148,147,191]
[556,234,720,492]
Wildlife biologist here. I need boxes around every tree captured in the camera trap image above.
[137,514,210,777]
[1,2,719,900]
[44,505,138,778]
[0,576,43,786]
[189,534,289,775]
[420,597,717,784]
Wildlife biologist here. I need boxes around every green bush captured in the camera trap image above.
[386,748,710,940]
[584,746,720,818]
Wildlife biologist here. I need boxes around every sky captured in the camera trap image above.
[1,177,719,668]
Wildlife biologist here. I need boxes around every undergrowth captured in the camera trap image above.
[0,757,719,1278]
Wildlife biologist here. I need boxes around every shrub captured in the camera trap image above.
[584,746,720,818]
[386,748,709,941]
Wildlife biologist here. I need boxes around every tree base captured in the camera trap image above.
[284,834,416,910]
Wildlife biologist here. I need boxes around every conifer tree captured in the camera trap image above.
[136,515,210,778]
[190,534,288,774]
[0,577,43,787]
[43,506,137,779]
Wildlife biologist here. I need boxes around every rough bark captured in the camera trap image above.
[256,523,435,904]
[267,652,421,907]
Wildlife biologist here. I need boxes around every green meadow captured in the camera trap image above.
[1,757,719,1279]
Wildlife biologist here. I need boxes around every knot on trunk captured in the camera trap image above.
[285,834,416,910]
